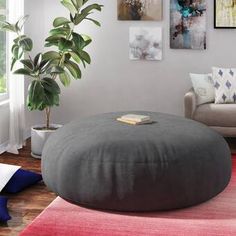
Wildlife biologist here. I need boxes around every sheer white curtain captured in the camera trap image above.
[6,0,25,154]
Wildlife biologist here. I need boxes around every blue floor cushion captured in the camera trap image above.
[3,169,42,193]
[0,196,11,222]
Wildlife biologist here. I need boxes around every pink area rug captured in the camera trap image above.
[20,156,236,236]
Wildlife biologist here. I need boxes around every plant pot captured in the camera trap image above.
[31,124,62,159]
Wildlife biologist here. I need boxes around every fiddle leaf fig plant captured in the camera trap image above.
[0,0,103,129]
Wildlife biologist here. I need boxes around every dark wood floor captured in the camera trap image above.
[0,138,236,236]
[0,140,56,236]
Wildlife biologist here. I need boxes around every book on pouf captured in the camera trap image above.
[117,114,152,125]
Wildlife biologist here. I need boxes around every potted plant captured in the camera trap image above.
[0,0,103,158]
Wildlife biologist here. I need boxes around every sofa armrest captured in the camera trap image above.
[184,89,197,119]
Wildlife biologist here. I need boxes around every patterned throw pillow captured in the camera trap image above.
[190,73,215,105]
[212,67,236,104]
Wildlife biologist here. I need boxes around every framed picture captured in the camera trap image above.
[117,0,162,21]
[170,0,206,50]
[214,0,236,28]
[129,27,162,61]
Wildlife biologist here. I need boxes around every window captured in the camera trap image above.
[0,0,7,102]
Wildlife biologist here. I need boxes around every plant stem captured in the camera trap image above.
[45,107,51,129]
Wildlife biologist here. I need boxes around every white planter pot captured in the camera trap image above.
[31,124,62,159]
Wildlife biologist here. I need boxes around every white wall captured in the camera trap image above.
[24,0,236,129]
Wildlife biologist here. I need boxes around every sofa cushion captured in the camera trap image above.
[194,103,236,127]
[190,73,214,105]
[212,67,236,104]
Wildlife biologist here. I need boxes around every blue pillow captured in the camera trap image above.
[0,196,11,222]
[3,169,42,193]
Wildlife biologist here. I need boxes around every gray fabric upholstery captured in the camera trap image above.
[184,89,236,137]
[193,103,236,127]
[42,112,232,212]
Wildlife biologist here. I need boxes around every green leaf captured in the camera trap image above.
[27,80,45,110]
[75,0,83,8]
[42,77,61,94]
[34,53,43,68]
[20,59,35,71]
[69,51,80,63]
[40,60,52,73]
[61,0,77,15]
[18,48,24,60]
[85,17,101,26]
[13,46,20,59]
[16,15,29,32]
[42,79,60,106]
[74,13,87,25]
[50,27,70,36]
[58,38,73,51]
[65,60,81,79]
[65,53,71,61]
[44,92,60,107]
[45,42,59,47]
[46,59,60,66]
[43,51,61,61]
[14,68,32,76]
[70,0,83,10]
[73,4,103,25]
[45,35,64,43]
[53,17,71,27]
[11,44,18,54]
[78,50,91,64]
[12,46,24,61]
[11,58,17,71]
[81,4,103,15]
[1,22,16,32]
[19,37,33,51]
[71,0,78,9]
[59,71,71,87]
[27,78,61,111]
[39,60,50,69]
[72,32,86,49]
[14,35,27,44]
[81,34,92,47]
[48,65,64,74]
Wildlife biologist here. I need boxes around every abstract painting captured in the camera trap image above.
[214,0,236,28]
[129,27,162,61]
[170,0,206,50]
[118,0,162,21]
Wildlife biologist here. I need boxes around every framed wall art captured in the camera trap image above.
[129,27,162,61]
[214,0,236,28]
[117,0,162,21]
[170,0,207,50]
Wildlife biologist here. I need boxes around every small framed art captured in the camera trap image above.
[129,27,162,61]
[117,0,162,21]
[214,0,236,28]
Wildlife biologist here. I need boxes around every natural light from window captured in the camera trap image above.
[0,0,6,97]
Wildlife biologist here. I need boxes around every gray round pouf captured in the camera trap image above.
[42,112,232,212]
